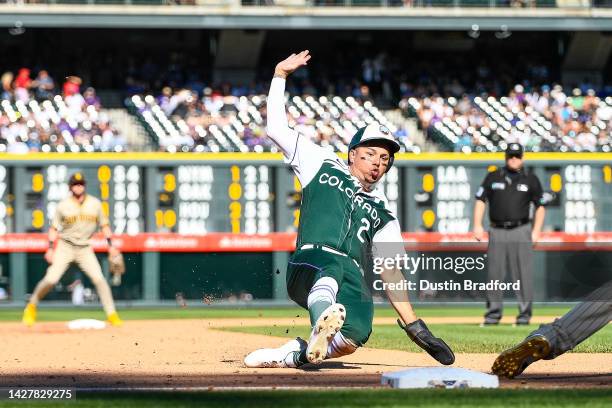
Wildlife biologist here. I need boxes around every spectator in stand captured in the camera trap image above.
[583,89,599,113]
[67,91,86,114]
[13,68,32,103]
[62,76,86,115]
[550,84,567,107]
[157,86,173,114]
[83,87,101,109]
[528,85,550,114]
[597,129,611,151]
[63,76,82,98]
[570,88,585,112]
[353,84,372,101]
[1,72,14,100]
[576,128,597,152]
[99,121,127,152]
[33,70,55,100]
[203,89,224,115]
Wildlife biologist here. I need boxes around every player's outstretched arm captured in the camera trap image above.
[381,267,418,323]
[381,267,455,365]
[266,50,311,156]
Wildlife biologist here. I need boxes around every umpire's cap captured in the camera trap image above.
[505,143,524,158]
[68,172,86,186]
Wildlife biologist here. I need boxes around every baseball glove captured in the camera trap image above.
[109,252,125,286]
[398,318,455,365]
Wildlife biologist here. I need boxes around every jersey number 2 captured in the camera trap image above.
[357,218,370,243]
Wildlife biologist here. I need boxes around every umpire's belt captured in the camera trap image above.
[299,244,360,268]
[490,218,530,229]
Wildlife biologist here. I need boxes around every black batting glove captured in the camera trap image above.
[398,318,455,365]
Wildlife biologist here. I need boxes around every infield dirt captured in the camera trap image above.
[1,319,610,389]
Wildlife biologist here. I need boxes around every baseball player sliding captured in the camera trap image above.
[22,172,123,327]
[244,50,454,368]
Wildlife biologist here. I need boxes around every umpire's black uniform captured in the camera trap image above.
[475,144,545,325]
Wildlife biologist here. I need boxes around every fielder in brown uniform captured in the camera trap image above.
[22,172,123,326]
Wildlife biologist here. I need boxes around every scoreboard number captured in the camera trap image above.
[242,165,271,234]
[112,165,141,235]
[177,165,214,234]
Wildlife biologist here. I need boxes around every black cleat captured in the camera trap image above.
[492,335,551,379]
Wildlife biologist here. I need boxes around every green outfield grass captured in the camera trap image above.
[223,323,612,354]
[0,305,575,322]
[0,390,610,408]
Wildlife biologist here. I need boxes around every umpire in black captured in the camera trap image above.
[472,143,546,325]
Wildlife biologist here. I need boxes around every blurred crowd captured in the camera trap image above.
[0,68,126,152]
[404,84,611,152]
[1,59,610,153]
[155,87,272,151]
[133,83,410,153]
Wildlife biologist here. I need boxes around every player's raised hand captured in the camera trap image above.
[274,50,311,79]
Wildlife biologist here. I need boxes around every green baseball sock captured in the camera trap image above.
[309,299,332,326]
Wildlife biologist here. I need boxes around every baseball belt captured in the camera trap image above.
[298,244,361,269]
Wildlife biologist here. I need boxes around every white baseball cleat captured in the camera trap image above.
[244,337,307,368]
[306,303,346,364]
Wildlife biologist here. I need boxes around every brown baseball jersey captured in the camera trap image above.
[51,194,109,246]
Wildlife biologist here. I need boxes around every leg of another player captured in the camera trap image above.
[535,279,612,359]
[484,228,505,325]
[23,241,74,326]
[75,246,122,326]
[492,280,612,378]
[509,224,533,325]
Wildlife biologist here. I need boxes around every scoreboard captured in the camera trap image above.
[21,164,144,235]
[405,161,612,233]
[156,164,272,234]
[1,153,610,235]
